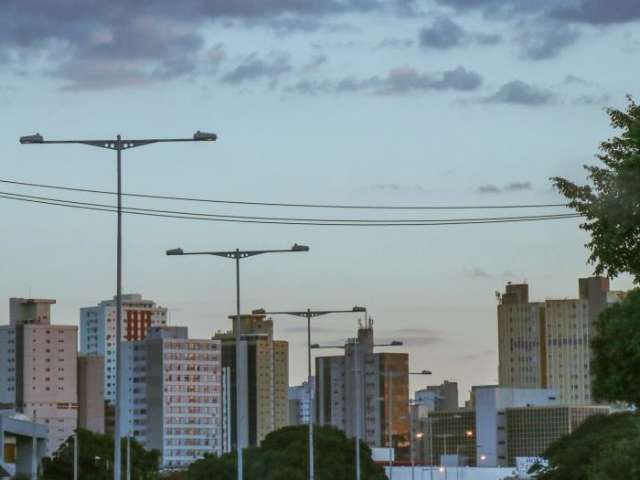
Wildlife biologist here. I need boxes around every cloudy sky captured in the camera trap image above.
[1,0,638,401]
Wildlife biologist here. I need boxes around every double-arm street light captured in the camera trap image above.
[311,338,403,480]
[251,307,365,480]
[20,131,217,480]
[166,244,309,480]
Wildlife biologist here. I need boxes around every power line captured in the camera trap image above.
[0,192,583,227]
[0,178,569,211]
[0,190,577,224]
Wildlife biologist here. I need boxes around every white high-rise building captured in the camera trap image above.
[0,298,78,455]
[288,379,314,425]
[80,294,168,403]
[120,326,222,469]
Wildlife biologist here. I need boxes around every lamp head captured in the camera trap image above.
[310,343,320,349]
[20,133,44,144]
[352,306,366,312]
[421,370,432,375]
[193,131,217,141]
[291,243,309,252]
[166,248,184,256]
[390,340,403,346]
[252,308,267,315]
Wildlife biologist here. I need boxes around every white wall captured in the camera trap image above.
[385,466,521,480]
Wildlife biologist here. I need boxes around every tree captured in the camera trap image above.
[552,96,640,282]
[533,412,638,480]
[591,289,640,406]
[41,429,161,480]
[185,425,388,480]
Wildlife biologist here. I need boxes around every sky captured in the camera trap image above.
[1,0,639,403]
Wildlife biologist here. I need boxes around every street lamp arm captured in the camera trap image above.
[166,245,309,259]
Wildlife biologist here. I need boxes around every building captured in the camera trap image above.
[0,412,48,478]
[0,298,77,455]
[288,379,314,426]
[121,326,222,468]
[505,405,609,465]
[77,354,105,434]
[80,294,168,404]
[497,278,625,404]
[415,381,459,412]
[473,386,560,467]
[213,313,289,448]
[416,409,476,467]
[315,319,410,459]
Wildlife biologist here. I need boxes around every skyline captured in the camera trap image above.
[1,0,639,401]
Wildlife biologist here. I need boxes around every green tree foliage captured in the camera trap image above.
[184,425,388,480]
[552,96,640,282]
[41,429,160,480]
[534,413,638,480]
[591,289,640,406]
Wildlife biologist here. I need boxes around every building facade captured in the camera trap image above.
[0,298,77,455]
[80,294,168,404]
[77,354,105,434]
[121,326,222,468]
[415,381,459,412]
[214,314,289,449]
[315,320,410,458]
[497,278,625,404]
[288,379,314,426]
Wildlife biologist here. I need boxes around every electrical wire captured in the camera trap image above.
[0,190,576,224]
[0,192,583,227]
[0,178,569,211]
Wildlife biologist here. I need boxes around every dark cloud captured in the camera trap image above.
[517,23,580,60]
[551,0,640,25]
[418,16,501,49]
[574,94,611,106]
[562,74,588,85]
[0,0,409,89]
[377,328,445,348]
[302,54,328,71]
[482,80,555,106]
[286,65,483,95]
[477,180,533,193]
[222,53,291,84]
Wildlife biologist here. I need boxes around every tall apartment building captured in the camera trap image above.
[121,326,222,468]
[0,298,78,455]
[497,278,625,404]
[288,379,314,426]
[77,354,105,433]
[315,319,410,458]
[213,313,289,448]
[415,381,459,412]
[80,294,168,403]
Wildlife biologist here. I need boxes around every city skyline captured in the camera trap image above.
[1,0,639,403]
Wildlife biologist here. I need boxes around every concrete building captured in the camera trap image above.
[0,412,48,478]
[315,319,410,459]
[416,409,476,467]
[121,326,222,469]
[214,313,289,449]
[505,405,609,465]
[473,386,559,467]
[415,381,459,412]
[288,379,314,426]
[80,294,168,404]
[0,298,77,455]
[497,278,625,404]
[77,354,105,434]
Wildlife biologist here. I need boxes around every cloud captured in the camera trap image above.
[481,80,555,106]
[302,54,328,72]
[377,327,445,348]
[0,0,410,89]
[375,37,415,50]
[574,94,611,106]
[286,65,483,95]
[222,53,291,84]
[368,184,426,192]
[476,180,533,193]
[551,0,640,25]
[418,16,501,49]
[466,268,518,279]
[517,22,580,60]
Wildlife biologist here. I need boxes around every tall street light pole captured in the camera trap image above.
[252,307,366,480]
[383,370,432,480]
[167,244,309,480]
[20,130,217,480]
[312,338,404,480]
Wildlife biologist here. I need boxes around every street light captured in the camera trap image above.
[167,244,308,480]
[20,130,216,480]
[383,370,432,480]
[312,335,402,480]
[252,306,364,480]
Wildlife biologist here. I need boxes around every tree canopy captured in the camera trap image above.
[552,96,640,282]
[181,425,388,480]
[41,429,160,480]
